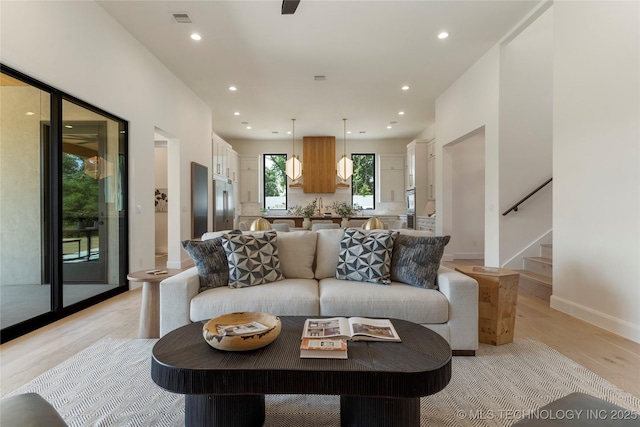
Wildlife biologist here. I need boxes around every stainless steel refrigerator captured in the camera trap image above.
[213,178,234,231]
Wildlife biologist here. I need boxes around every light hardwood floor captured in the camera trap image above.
[1,260,639,399]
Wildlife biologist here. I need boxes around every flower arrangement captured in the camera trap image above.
[329,201,361,218]
[288,200,317,218]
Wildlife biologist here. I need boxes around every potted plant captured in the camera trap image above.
[329,201,361,227]
[288,200,317,229]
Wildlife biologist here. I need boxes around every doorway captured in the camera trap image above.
[0,66,129,342]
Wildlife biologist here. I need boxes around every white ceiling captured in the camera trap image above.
[98,0,539,142]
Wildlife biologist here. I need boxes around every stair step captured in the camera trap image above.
[523,257,553,278]
[515,269,552,302]
[540,244,553,259]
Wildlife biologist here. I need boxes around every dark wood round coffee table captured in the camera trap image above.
[151,316,451,427]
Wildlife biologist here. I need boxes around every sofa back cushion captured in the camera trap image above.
[314,228,345,279]
[275,231,317,279]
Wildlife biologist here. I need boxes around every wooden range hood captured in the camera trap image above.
[301,136,336,193]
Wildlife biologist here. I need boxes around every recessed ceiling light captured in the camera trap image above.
[401,85,410,91]
[246,126,252,130]
[65,125,73,129]
[347,131,352,134]
[438,32,449,39]
[234,112,240,116]
[229,86,237,91]
[25,111,35,116]
[190,33,202,41]
[287,131,292,135]
[398,111,405,115]
[387,125,393,129]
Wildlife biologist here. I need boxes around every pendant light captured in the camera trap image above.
[285,118,302,182]
[336,118,353,182]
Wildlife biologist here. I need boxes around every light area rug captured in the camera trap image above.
[9,338,640,427]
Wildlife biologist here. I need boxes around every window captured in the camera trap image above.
[352,154,375,210]
[263,154,287,210]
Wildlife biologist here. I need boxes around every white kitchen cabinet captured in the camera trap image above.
[213,136,237,181]
[417,216,435,233]
[228,151,238,183]
[426,140,435,200]
[406,139,431,215]
[239,156,259,203]
[378,154,405,202]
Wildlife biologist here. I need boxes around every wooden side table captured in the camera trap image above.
[454,266,520,345]
[127,269,182,338]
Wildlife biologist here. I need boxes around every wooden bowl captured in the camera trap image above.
[202,312,281,351]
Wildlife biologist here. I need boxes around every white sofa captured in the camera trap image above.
[159,229,479,354]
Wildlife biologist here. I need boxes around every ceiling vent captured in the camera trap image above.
[314,75,326,81]
[171,12,193,24]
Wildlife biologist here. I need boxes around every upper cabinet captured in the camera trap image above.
[378,154,405,202]
[239,156,259,203]
[407,139,435,216]
[426,140,435,200]
[406,139,428,191]
[212,136,237,181]
[302,136,336,193]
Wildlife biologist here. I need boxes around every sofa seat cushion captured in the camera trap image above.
[190,278,320,322]
[319,278,448,324]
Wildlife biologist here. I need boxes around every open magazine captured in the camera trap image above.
[301,317,401,342]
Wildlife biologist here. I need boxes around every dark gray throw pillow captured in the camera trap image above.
[181,230,241,293]
[390,235,451,289]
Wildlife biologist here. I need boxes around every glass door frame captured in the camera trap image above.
[0,64,129,343]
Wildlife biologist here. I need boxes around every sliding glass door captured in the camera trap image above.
[0,66,128,342]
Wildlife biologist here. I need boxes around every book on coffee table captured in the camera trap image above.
[302,317,401,342]
[300,338,348,359]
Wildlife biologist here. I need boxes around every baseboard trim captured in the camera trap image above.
[550,296,640,344]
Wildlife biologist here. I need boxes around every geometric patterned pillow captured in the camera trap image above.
[390,235,451,290]
[181,230,242,293]
[335,228,397,285]
[221,230,284,288]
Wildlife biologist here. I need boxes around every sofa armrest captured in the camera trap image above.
[159,267,199,337]
[437,266,479,352]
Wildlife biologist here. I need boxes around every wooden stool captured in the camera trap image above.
[127,269,182,338]
[455,266,520,345]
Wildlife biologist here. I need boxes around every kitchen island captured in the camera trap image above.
[263,216,371,228]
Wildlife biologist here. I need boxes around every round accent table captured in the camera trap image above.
[127,269,182,338]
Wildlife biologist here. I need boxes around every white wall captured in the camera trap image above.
[436,47,501,265]
[436,1,640,343]
[436,3,554,267]
[552,1,640,342]
[1,1,213,272]
[450,130,485,259]
[499,7,554,265]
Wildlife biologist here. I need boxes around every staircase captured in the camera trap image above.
[514,243,552,302]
